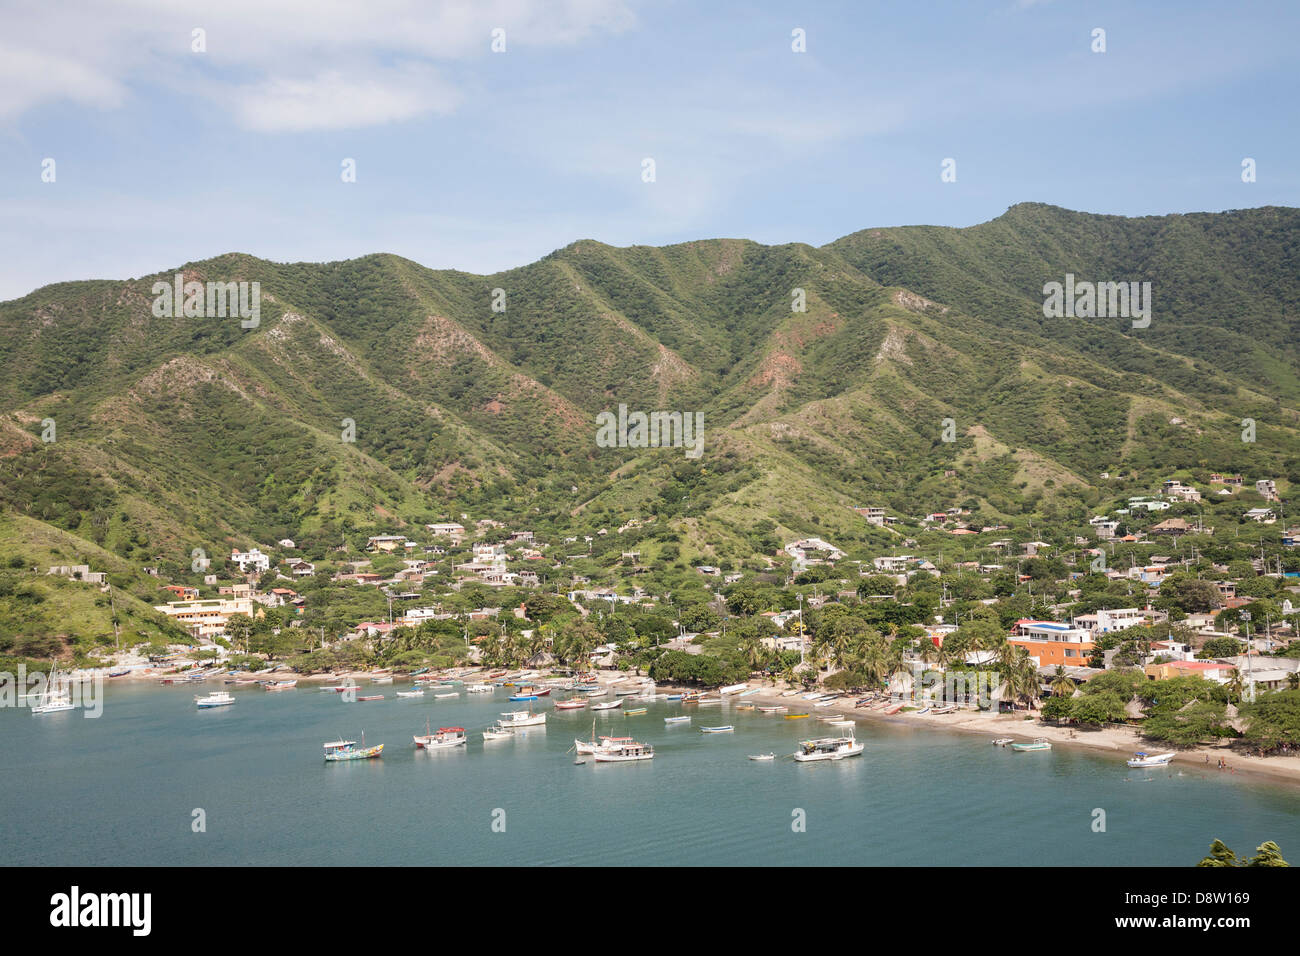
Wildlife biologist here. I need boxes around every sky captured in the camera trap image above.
[0,0,1296,300]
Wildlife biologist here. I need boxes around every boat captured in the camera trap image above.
[466,684,494,694]
[991,738,1014,747]
[195,691,235,708]
[914,705,931,715]
[264,679,297,691]
[757,705,787,714]
[585,688,609,698]
[700,725,734,733]
[1011,738,1052,752]
[780,690,801,698]
[882,702,905,715]
[482,724,513,741]
[1127,751,1176,768]
[615,685,648,696]
[666,694,683,701]
[324,737,383,761]
[414,724,468,749]
[784,713,809,720]
[508,693,539,701]
[355,694,384,702]
[931,704,957,715]
[574,729,636,755]
[555,698,588,710]
[371,675,393,684]
[696,697,722,706]
[31,665,75,715]
[748,753,776,761]
[591,740,654,763]
[395,690,424,698]
[719,683,749,696]
[664,715,691,724]
[590,700,623,711]
[824,719,855,728]
[499,710,546,728]
[793,733,864,762]
[435,692,459,699]
[623,707,648,716]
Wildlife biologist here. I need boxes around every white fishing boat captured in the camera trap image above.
[824,718,855,728]
[700,725,734,733]
[792,733,864,762]
[664,715,691,724]
[992,737,1014,747]
[499,709,546,728]
[482,724,513,740]
[719,683,748,696]
[371,675,393,684]
[466,684,494,694]
[195,691,235,708]
[414,723,468,749]
[585,688,609,698]
[591,740,654,763]
[748,753,776,761]
[590,699,623,711]
[757,705,788,714]
[396,690,424,698]
[435,692,459,699]
[1127,751,1176,768]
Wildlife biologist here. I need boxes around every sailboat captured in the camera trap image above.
[31,663,75,715]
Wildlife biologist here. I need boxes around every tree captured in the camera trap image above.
[1197,839,1289,867]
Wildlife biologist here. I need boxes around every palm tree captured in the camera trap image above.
[1049,665,1076,698]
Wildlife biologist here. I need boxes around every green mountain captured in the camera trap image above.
[1,203,1297,585]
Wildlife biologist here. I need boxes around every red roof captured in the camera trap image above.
[1168,660,1235,672]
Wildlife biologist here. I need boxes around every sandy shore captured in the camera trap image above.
[595,674,1300,789]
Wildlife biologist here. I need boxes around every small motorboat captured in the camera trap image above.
[623,707,648,716]
[1127,751,1176,768]
[664,715,691,724]
[700,725,734,734]
[435,692,459,699]
[1011,738,1052,752]
[396,690,424,698]
[992,738,1014,747]
[748,753,776,761]
[482,724,513,741]
[354,695,384,702]
[591,700,623,711]
[784,713,810,720]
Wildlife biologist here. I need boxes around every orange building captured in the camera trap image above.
[1007,619,1096,667]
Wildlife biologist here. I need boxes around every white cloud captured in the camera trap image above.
[0,0,636,130]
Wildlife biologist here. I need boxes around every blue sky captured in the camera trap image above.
[1,0,1296,300]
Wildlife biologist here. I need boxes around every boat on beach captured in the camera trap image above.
[1127,751,1176,768]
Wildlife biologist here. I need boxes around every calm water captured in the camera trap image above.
[2,683,1296,866]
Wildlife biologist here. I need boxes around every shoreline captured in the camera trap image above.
[103,666,1300,788]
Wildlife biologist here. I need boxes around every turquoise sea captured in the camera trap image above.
[2,682,1296,866]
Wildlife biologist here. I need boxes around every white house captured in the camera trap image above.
[230,548,270,574]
